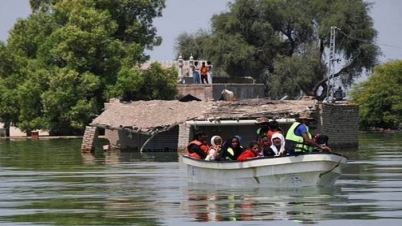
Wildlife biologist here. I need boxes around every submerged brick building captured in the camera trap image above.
[82,98,359,152]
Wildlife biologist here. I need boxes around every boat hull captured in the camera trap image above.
[183,153,347,188]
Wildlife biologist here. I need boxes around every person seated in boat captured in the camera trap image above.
[235,135,244,149]
[205,135,222,161]
[285,111,331,155]
[216,136,243,161]
[186,131,210,160]
[220,135,244,152]
[312,134,329,152]
[314,134,329,146]
[266,120,284,146]
[266,133,286,156]
[260,136,273,157]
[237,141,261,161]
[255,117,270,141]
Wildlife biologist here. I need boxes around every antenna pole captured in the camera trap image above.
[327,26,337,100]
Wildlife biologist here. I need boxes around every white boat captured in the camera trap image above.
[182,153,348,187]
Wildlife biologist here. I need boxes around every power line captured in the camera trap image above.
[376,43,402,50]
[336,28,402,50]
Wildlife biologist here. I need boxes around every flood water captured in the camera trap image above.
[1,133,402,225]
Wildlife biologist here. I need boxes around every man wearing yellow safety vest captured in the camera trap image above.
[285,111,331,154]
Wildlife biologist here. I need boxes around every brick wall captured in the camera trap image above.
[176,84,213,100]
[81,126,98,152]
[318,103,359,148]
[178,124,192,150]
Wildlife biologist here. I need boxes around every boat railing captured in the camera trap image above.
[183,152,348,163]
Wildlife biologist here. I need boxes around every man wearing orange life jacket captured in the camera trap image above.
[186,131,210,159]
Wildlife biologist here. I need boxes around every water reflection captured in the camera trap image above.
[184,186,345,223]
[81,153,96,165]
[81,150,181,166]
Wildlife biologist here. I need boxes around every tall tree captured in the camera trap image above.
[175,0,380,99]
[0,0,171,135]
[350,60,402,130]
[174,30,210,60]
[107,62,178,102]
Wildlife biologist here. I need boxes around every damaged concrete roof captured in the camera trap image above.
[203,99,316,120]
[91,99,317,135]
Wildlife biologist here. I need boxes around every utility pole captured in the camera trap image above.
[327,26,337,100]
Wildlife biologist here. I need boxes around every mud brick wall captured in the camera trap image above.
[81,126,98,153]
[319,103,359,148]
[176,84,213,101]
[178,124,192,151]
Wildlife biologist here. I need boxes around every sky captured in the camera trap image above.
[1,0,402,63]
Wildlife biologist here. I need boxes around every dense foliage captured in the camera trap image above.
[107,62,178,102]
[351,61,402,130]
[175,0,380,100]
[174,30,209,60]
[0,0,178,135]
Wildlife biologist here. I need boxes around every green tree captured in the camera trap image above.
[107,63,178,102]
[350,60,402,130]
[267,44,326,99]
[175,0,380,99]
[174,30,210,60]
[0,0,170,135]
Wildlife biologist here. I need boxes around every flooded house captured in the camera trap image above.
[83,98,359,152]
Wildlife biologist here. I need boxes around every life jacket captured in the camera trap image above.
[225,147,235,160]
[256,128,268,137]
[185,140,209,159]
[200,66,208,76]
[285,122,314,153]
